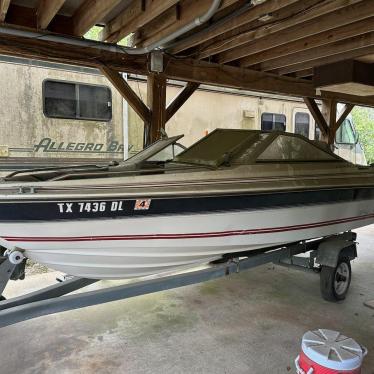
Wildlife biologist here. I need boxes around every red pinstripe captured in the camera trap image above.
[2,213,373,243]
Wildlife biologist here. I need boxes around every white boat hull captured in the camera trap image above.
[1,198,373,279]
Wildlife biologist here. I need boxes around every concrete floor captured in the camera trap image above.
[1,226,373,374]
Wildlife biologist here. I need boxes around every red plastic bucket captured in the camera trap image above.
[295,329,367,374]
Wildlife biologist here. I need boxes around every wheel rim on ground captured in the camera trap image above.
[334,262,350,296]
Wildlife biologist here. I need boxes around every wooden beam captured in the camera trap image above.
[36,0,66,29]
[72,0,122,36]
[146,74,167,145]
[295,69,313,79]
[196,0,322,59]
[273,44,374,76]
[242,16,374,68]
[164,57,316,98]
[134,0,239,48]
[314,60,374,97]
[259,31,374,72]
[304,97,329,137]
[335,103,355,132]
[100,66,150,123]
[101,0,179,43]
[321,90,374,108]
[133,4,180,46]
[0,29,149,73]
[0,0,10,22]
[166,82,200,122]
[1,29,374,108]
[4,4,73,34]
[169,0,300,54]
[217,0,368,64]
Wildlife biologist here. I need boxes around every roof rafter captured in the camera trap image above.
[133,0,239,48]
[243,16,374,68]
[217,0,367,64]
[258,31,374,72]
[36,0,66,29]
[195,0,322,59]
[169,0,301,55]
[100,0,180,43]
[72,0,122,36]
[273,44,374,75]
[0,0,10,22]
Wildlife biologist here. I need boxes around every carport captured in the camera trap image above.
[0,1,373,373]
[0,0,373,145]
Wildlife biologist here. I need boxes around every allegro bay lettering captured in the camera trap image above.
[34,138,124,153]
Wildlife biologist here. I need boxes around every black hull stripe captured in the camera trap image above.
[0,187,373,221]
[3,213,374,242]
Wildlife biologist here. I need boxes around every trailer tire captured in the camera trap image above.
[320,257,351,302]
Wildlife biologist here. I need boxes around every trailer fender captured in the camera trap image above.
[316,239,357,268]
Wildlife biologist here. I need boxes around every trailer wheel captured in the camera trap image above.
[320,257,351,302]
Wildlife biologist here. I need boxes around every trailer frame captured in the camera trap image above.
[0,232,357,328]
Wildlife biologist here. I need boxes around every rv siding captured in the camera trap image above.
[0,62,124,159]
[0,58,316,160]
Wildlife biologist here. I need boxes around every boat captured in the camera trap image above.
[0,129,373,279]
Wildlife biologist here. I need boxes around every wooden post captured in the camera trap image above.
[322,99,337,144]
[146,73,167,147]
[305,98,355,145]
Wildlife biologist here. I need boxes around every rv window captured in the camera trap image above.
[43,80,112,121]
[261,113,286,131]
[294,112,310,138]
[335,119,355,144]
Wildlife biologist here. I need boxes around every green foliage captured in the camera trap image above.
[352,106,374,164]
[84,26,102,41]
[84,27,131,46]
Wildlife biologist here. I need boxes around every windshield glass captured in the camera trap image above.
[174,129,261,167]
[257,135,339,162]
[147,143,185,162]
[122,135,184,166]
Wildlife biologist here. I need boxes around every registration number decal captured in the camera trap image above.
[57,201,124,214]
[56,199,152,215]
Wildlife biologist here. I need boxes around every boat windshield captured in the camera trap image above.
[121,135,185,167]
[174,129,342,167]
[174,130,264,167]
[256,135,338,162]
[3,129,343,182]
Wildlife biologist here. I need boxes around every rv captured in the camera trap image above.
[0,56,367,174]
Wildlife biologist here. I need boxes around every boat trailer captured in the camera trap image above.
[0,232,357,328]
